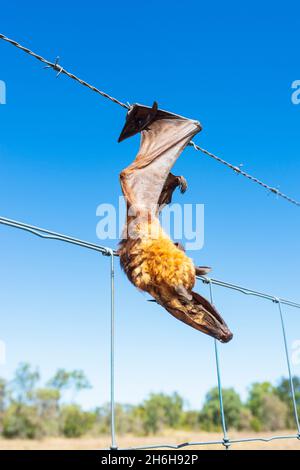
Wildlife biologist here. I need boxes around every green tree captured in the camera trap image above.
[2,363,42,439]
[247,382,274,417]
[96,403,139,435]
[48,369,91,401]
[260,394,288,431]
[181,410,201,430]
[237,407,254,431]
[2,403,41,439]
[138,392,184,434]
[247,382,288,431]
[0,378,6,412]
[0,378,7,434]
[60,404,96,438]
[200,387,243,431]
[47,369,70,392]
[35,388,61,436]
[10,363,40,404]
[275,376,300,428]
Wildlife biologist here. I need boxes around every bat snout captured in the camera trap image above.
[118,123,138,142]
[118,102,159,143]
[216,325,233,343]
[200,310,233,343]
[190,291,233,343]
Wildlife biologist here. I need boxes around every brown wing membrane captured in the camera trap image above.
[119,104,201,212]
[118,103,233,343]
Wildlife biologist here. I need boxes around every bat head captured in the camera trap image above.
[165,290,233,343]
[118,102,159,142]
[191,292,233,343]
[118,102,202,143]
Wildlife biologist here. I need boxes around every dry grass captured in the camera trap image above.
[0,430,299,450]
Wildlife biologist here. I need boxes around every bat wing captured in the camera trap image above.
[119,104,201,213]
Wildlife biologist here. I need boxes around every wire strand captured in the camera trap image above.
[1,214,300,449]
[189,142,300,206]
[1,215,299,310]
[1,32,299,207]
[0,33,129,110]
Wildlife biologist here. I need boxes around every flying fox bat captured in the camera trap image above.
[118,102,233,343]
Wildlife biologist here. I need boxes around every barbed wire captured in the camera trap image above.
[189,142,300,207]
[0,33,129,110]
[0,32,299,207]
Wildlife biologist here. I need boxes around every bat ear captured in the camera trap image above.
[152,101,158,112]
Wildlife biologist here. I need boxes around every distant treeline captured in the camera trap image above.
[0,363,299,438]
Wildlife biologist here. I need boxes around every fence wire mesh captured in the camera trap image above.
[0,215,299,450]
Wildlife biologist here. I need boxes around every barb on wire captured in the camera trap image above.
[189,141,300,207]
[0,32,299,207]
[44,56,63,77]
[0,33,130,109]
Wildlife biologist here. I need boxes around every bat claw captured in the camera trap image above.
[177,176,188,193]
[175,285,193,302]
[174,242,185,252]
[195,266,212,276]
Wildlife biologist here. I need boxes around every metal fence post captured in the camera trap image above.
[103,248,117,450]
[275,298,300,437]
[208,280,231,450]
[1,216,300,449]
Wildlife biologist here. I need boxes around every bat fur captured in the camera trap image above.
[118,103,233,343]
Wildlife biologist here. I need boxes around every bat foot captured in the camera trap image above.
[174,285,193,302]
[177,176,188,193]
[195,266,212,276]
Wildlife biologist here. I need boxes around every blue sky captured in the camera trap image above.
[0,0,300,422]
